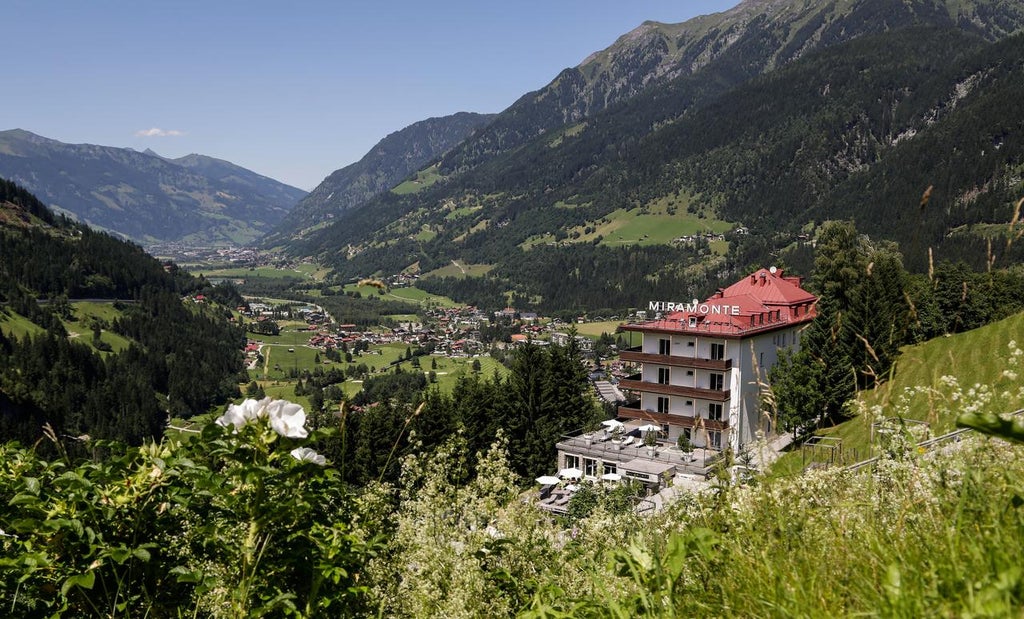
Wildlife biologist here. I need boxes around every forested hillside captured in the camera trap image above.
[265,112,496,244]
[280,0,1024,313]
[0,179,245,446]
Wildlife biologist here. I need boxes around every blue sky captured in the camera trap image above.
[6,0,739,190]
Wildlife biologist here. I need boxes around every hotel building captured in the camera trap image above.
[555,267,816,484]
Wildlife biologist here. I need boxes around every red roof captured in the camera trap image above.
[720,267,816,306]
[624,267,817,338]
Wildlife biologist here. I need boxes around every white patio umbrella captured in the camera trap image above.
[636,424,661,433]
[559,467,583,479]
[535,475,561,485]
[601,472,622,482]
[601,419,625,431]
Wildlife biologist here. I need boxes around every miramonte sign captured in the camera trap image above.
[648,299,741,316]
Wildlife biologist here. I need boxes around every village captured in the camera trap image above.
[234,294,633,408]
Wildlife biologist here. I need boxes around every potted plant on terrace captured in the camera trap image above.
[644,430,657,456]
[677,433,694,462]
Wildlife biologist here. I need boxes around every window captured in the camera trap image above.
[685,400,693,407]
[683,427,692,441]
[710,342,725,360]
[688,316,697,327]
[686,370,694,376]
[658,367,670,385]
[708,403,723,421]
[564,455,579,470]
[656,396,670,414]
[584,458,598,477]
[660,424,670,438]
[602,461,617,475]
[687,340,695,347]
[709,430,722,450]
[709,373,724,391]
[658,338,671,355]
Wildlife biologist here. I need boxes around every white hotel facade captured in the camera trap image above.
[555,267,817,484]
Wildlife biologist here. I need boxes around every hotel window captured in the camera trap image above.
[710,342,725,360]
[685,400,693,407]
[661,423,670,438]
[584,458,598,477]
[709,430,722,450]
[602,461,617,475]
[687,340,695,347]
[656,396,670,414]
[686,370,694,376]
[564,454,579,470]
[688,316,697,327]
[709,373,724,391]
[658,367,670,384]
[658,338,671,355]
[683,427,692,441]
[708,403,723,421]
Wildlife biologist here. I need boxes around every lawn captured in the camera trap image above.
[574,320,627,339]
[0,309,44,340]
[194,265,320,280]
[768,311,1024,477]
[391,164,443,195]
[420,261,494,279]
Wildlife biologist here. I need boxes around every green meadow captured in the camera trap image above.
[769,311,1024,476]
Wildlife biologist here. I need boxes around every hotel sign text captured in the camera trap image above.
[649,299,741,316]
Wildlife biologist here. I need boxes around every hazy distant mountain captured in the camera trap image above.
[0,129,306,246]
[263,112,495,245]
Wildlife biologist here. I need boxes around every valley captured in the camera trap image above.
[5,0,1024,615]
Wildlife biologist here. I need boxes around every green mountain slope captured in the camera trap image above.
[0,129,306,246]
[282,0,1024,312]
[263,112,496,246]
[0,178,245,446]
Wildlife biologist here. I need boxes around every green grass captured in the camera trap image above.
[517,193,733,250]
[392,164,443,195]
[0,309,44,339]
[339,283,459,307]
[421,262,494,279]
[769,311,1024,477]
[0,302,133,353]
[193,265,319,280]
[574,320,625,338]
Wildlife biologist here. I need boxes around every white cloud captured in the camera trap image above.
[135,127,185,137]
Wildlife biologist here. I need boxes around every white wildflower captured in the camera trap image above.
[290,446,326,465]
[267,399,308,438]
[215,397,271,432]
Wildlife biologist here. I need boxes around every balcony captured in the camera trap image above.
[616,406,730,431]
[619,347,731,371]
[555,430,722,478]
[618,374,730,402]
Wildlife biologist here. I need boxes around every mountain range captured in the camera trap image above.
[272,0,1024,312]
[0,129,307,246]
[263,112,496,246]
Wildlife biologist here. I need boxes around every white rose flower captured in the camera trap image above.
[266,399,308,439]
[215,397,272,432]
[290,446,326,466]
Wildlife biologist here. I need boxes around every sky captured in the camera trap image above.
[6,0,740,191]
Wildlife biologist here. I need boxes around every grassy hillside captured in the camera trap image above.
[770,310,1024,475]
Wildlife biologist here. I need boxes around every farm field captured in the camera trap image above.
[193,263,323,280]
[420,261,494,280]
[341,282,459,308]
